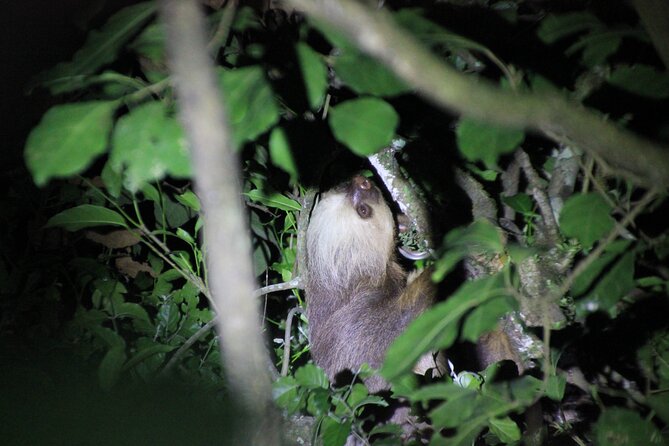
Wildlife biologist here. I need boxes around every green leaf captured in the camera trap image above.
[110,101,191,192]
[488,416,521,442]
[461,296,515,343]
[25,101,117,186]
[593,408,662,446]
[580,251,635,317]
[101,160,123,198]
[329,98,399,156]
[128,22,167,83]
[295,364,329,389]
[568,32,621,67]
[122,344,176,372]
[334,48,409,96]
[608,64,669,99]
[456,118,524,168]
[246,189,301,211]
[296,43,328,109]
[272,375,303,413]
[33,3,156,94]
[502,193,534,215]
[346,383,370,408]
[98,345,127,391]
[116,302,151,323]
[46,205,127,231]
[321,417,351,446]
[559,193,614,249]
[306,388,330,417]
[269,128,298,180]
[546,374,566,401]
[537,12,602,44]
[175,190,201,212]
[382,274,507,382]
[571,240,631,296]
[218,66,280,148]
[426,385,478,428]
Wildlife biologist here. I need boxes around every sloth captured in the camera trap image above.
[305,175,441,393]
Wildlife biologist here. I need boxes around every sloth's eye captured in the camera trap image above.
[357,203,372,219]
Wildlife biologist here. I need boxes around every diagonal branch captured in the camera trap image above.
[286,0,669,189]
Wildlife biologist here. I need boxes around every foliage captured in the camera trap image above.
[5,1,669,445]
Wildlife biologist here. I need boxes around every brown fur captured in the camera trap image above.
[306,175,437,392]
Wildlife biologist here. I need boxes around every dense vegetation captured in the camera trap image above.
[2,0,669,444]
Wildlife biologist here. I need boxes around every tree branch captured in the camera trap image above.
[159,0,275,433]
[286,0,669,188]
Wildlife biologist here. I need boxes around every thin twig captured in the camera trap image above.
[161,317,218,374]
[253,277,301,298]
[281,307,304,377]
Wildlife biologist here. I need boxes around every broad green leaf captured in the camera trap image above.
[296,42,328,109]
[246,189,301,211]
[321,417,351,446]
[334,48,408,96]
[272,375,302,413]
[98,345,127,391]
[446,219,505,254]
[502,193,534,215]
[537,12,602,44]
[580,251,635,317]
[488,416,521,442]
[175,190,201,212]
[571,240,631,296]
[382,274,507,381]
[329,98,399,156]
[128,22,167,83]
[648,394,669,425]
[346,383,370,408]
[461,296,515,343]
[25,101,117,186]
[455,118,524,168]
[306,388,330,417]
[609,64,669,99]
[567,32,621,67]
[156,196,193,229]
[593,408,662,446]
[269,127,298,180]
[101,159,123,198]
[122,344,176,372]
[46,205,127,231]
[218,66,280,148]
[33,3,156,94]
[427,386,478,428]
[559,193,614,249]
[294,364,329,389]
[116,302,151,323]
[110,101,191,192]
[546,374,567,401]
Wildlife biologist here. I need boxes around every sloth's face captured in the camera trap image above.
[336,175,382,220]
[307,175,395,287]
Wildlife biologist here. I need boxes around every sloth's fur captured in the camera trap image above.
[306,176,436,392]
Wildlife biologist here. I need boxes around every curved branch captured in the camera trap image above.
[287,0,669,188]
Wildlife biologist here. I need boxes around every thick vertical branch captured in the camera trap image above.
[159,0,274,425]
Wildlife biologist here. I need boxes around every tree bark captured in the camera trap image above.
[159,0,278,442]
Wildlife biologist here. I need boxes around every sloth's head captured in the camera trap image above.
[307,175,395,290]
